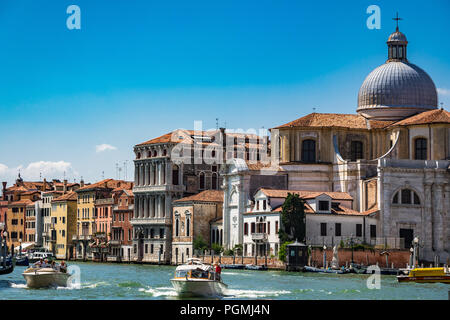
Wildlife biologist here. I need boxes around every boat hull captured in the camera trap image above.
[171,279,228,298]
[397,275,450,284]
[23,270,71,288]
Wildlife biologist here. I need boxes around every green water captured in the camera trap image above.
[0,262,448,300]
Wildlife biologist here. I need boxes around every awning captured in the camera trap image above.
[14,242,35,252]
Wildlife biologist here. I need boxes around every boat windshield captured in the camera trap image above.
[175,270,188,278]
[191,269,209,279]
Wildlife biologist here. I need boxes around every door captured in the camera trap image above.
[399,229,413,249]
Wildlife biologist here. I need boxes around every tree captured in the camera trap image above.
[278,193,306,243]
[211,243,224,254]
[278,241,293,262]
[193,235,208,251]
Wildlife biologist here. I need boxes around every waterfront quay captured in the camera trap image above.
[1,262,448,300]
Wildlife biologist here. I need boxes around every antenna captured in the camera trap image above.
[124,160,128,180]
[216,118,219,130]
[102,171,105,180]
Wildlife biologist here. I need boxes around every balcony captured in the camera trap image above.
[95,198,114,205]
[130,217,172,226]
[133,184,185,193]
[73,235,92,241]
[251,233,268,242]
[109,240,121,246]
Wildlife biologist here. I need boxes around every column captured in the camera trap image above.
[165,193,172,219]
[144,195,148,218]
[144,163,149,186]
[134,195,139,219]
[140,164,144,186]
[423,183,433,258]
[150,162,154,186]
[166,161,172,185]
[134,164,138,186]
[159,195,164,218]
[158,162,163,185]
[140,196,145,218]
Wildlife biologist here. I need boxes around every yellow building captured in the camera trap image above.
[73,179,131,260]
[51,191,77,260]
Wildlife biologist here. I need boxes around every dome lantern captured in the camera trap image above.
[387,13,408,62]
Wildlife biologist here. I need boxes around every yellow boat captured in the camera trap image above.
[397,267,450,284]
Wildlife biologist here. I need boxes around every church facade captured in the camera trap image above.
[222,26,449,263]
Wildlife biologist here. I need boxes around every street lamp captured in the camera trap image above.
[412,237,419,268]
[409,247,414,269]
[350,234,354,265]
[19,238,22,257]
[323,245,327,269]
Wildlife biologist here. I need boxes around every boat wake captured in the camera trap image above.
[138,286,178,297]
[9,282,27,289]
[224,288,291,298]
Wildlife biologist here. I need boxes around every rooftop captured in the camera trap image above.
[258,188,353,201]
[174,190,224,203]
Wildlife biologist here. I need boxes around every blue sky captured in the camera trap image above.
[0,0,449,185]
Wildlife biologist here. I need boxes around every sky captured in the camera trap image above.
[0,0,449,186]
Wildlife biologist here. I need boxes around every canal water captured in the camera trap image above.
[0,262,447,300]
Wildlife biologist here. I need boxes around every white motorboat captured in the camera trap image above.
[22,267,71,288]
[170,258,228,298]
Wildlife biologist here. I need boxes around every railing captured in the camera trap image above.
[251,233,268,242]
[306,236,405,249]
[109,240,121,245]
[95,198,114,205]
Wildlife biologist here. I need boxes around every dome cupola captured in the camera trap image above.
[357,14,438,121]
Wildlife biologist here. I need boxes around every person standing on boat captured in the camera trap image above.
[214,263,222,281]
[59,261,67,273]
[42,259,50,268]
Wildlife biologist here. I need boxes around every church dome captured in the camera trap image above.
[357,26,438,120]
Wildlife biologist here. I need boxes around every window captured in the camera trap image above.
[393,192,399,204]
[251,222,255,233]
[186,216,190,237]
[267,221,270,235]
[335,223,341,237]
[263,200,267,210]
[275,221,278,233]
[244,223,248,235]
[211,173,218,190]
[175,217,179,237]
[160,228,165,239]
[356,224,362,237]
[199,172,205,190]
[320,223,327,236]
[401,189,411,204]
[414,138,427,160]
[301,139,316,163]
[172,165,179,185]
[318,201,329,211]
[351,141,363,161]
[413,192,420,205]
[370,225,376,238]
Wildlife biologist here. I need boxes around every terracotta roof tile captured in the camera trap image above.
[390,108,450,127]
[174,190,224,203]
[53,191,78,202]
[76,179,132,192]
[259,188,353,201]
[273,112,394,130]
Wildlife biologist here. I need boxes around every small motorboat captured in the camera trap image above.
[170,258,228,297]
[245,264,267,271]
[303,266,347,274]
[27,250,54,263]
[397,267,450,284]
[22,267,71,288]
[221,264,245,269]
[15,255,30,267]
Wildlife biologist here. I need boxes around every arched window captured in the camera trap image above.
[186,215,191,237]
[199,172,205,190]
[136,152,141,159]
[147,151,152,158]
[163,149,167,156]
[211,173,218,190]
[175,215,179,237]
[392,189,420,205]
[351,141,363,161]
[172,165,179,185]
[414,138,427,160]
[301,139,316,163]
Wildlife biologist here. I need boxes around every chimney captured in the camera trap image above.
[80,179,85,188]
[63,179,67,194]
[42,178,47,192]
[219,127,226,148]
[2,182,6,201]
